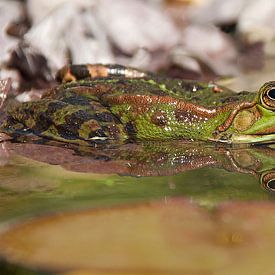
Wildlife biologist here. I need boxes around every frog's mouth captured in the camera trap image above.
[218,104,275,144]
[230,133,275,144]
[210,132,275,144]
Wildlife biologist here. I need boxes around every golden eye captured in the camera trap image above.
[260,82,275,109]
[261,171,275,192]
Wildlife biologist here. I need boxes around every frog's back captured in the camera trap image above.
[51,76,254,108]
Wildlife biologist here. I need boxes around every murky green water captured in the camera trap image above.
[0,141,274,274]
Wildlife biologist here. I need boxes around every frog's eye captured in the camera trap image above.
[267,88,275,101]
[260,82,275,110]
[261,171,275,192]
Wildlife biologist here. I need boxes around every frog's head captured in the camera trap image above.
[221,81,275,144]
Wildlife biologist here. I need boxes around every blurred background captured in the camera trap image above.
[1,0,275,93]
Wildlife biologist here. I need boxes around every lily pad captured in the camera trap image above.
[1,199,275,273]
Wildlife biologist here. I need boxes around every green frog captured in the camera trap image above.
[1,64,275,144]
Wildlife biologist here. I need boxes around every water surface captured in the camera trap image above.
[0,140,274,274]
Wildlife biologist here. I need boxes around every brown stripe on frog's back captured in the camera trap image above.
[104,94,219,117]
[56,64,148,83]
[106,94,259,132]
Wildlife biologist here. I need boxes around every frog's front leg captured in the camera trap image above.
[56,64,150,83]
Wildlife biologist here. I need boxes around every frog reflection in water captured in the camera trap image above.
[1,64,275,144]
[1,140,275,193]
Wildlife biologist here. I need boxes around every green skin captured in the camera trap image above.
[1,67,275,144]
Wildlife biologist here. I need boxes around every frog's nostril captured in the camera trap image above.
[267,88,275,100]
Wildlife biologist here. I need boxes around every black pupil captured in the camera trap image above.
[267,180,275,191]
[267,88,275,100]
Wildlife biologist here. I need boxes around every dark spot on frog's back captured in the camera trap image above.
[124,122,137,139]
[32,112,54,133]
[56,127,76,140]
[151,111,168,126]
[64,110,94,129]
[57,110,95,140]
[61,94,93,106]
[104,124,122,139]
[46,101,67,113]
[95,112,116,122]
